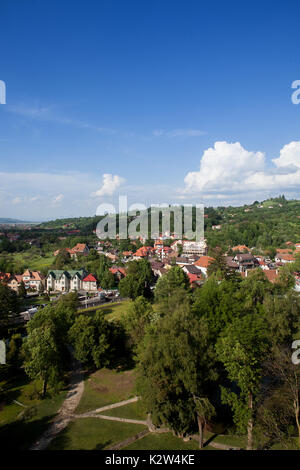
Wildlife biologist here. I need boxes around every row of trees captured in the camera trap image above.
[120,264,300,449]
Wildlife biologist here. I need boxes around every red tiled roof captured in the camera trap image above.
[109,267,126,276]
[73,243,88,252]
[194,256,215,268]
[187,272,203,284]
[276,254,295,261]
[264,269,279,283]
[82,274,97,283]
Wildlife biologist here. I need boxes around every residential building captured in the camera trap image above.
[46,268,96,292]
[193,255,215,276]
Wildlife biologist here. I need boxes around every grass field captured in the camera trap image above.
[77,299,132,322]
[75,367,137,414]
[99,400,146,421]
[10,251,55,271]
[0,370,67,450]
[47,418,147,450]
[124,432,214,450]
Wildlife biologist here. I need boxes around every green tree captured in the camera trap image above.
[216,313,269,450]
[18,281,27,299]
[137,305,217,445]
[122,296,154,349]
[154,266,190,302]
[54,249,71,269]
[23,325,63,397]
[68,311,113,368]
[100,269,115,289]
[0,284,19,327]
[119,260,153,300]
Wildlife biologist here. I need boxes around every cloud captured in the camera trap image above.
[272,141,300,168]
[91,174,125,197]
[183,141,265,193]
[182,141,300,201]
[52,194,64,204]
[153,128,206,138]
[6,103,115,134]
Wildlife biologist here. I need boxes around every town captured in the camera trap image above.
[1,197,300,451]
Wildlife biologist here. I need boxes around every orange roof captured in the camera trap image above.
[276,248,293,254]
[194,256,215,268]
[277,254,295,261]
[109,267,126,276]
[22,270,44,281]
[134,246,153,257]
[264,269,279,283]
[72,243,88,252]
[232,245,250,252]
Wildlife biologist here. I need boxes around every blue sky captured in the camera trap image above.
[1,0,300,220]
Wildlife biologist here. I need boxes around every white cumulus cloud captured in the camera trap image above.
[183,141,265,193]
[182,140,300,201]
[91,174,125,197]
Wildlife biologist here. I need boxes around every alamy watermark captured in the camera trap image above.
[0,340,6,364]
[292,340,300,365]
[0,80,6,104]
[95,197,204,241]
[291,80,300,104]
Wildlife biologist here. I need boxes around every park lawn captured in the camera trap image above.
[77,299,133,322]
[102,299,132,321]
[204,431,246,449]
[124,432,214,450]
[99,400,146,421]
[0,370,67,450]
[47,417,146,450]
[75,367,137,414]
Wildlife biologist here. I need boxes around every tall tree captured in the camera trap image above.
[137,305,217,445]
[216,313,269,450]
[23,325,62,397]
[122,296,154,349]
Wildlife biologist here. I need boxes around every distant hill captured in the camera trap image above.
[0,218,38,225]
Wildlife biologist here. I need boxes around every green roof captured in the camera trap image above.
[47,269,86,280]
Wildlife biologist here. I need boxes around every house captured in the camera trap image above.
[105,252,119,262]
[275,254,295,264]
[225,257,239,270]
[276,248,293,255]
[257,259,269,270]
[193,256,215,276]
[263,269,280,283]
[109,267,126,281]
[186,272,204,287]
[176,257,191,266]
[4,270,44,292]
[46,269,93,292]
[234,253,257,272]
[150,261,166,277]
[22,269,45,291]
[183,264,203,275]
[133,246,154,259]
[182,240,207,256]
[72,243,89,256]
[82,274,98,291]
